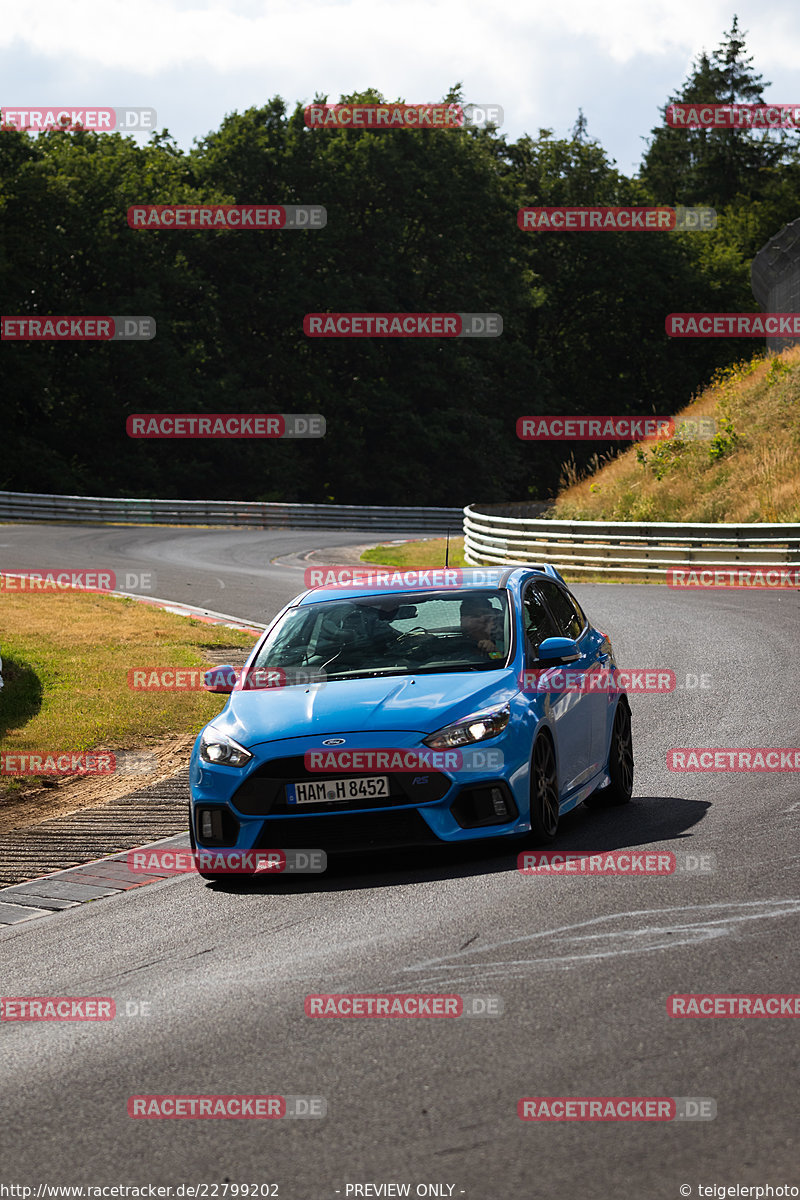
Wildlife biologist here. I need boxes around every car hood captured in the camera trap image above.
[211,670,516,747]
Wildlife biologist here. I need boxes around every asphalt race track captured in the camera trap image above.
[1,524,799,1199]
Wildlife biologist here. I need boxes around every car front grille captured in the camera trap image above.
[231,754,451,816]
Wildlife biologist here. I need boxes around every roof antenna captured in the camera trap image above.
[445,528,450,568]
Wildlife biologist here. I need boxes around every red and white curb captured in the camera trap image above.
[112,591,266,636]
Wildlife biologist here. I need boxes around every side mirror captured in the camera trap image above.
[203,665,237,694]
[536,637,580,665]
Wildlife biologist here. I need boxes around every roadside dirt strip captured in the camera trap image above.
[0,768,193,891]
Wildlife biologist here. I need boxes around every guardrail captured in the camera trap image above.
[7,491,798,572]
[463,505,800,577]
[0,491,463,535]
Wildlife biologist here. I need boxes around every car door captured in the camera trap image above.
[534,579,608,779]
[522,581,591,794]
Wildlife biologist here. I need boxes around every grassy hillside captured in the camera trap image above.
[550,346,800,523]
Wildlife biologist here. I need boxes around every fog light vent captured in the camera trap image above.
[200,809,222,841]
[449,783,518,829]
[491,788,508,818]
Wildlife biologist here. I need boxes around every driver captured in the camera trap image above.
[459,595,502,658]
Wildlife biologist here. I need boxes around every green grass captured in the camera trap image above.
[0,590,255,795]
[361,537,468,568]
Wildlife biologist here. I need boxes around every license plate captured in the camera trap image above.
[286,775,390,805]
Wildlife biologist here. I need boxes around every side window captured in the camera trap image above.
[537,580,584,641]
[571,595,588,629]
[522,586,558,657]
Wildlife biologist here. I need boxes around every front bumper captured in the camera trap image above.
[190,729,530,853]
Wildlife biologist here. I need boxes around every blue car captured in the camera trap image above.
[188,566,633,879]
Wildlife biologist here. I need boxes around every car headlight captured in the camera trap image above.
[199,727,253,768]
[423,704,510,749]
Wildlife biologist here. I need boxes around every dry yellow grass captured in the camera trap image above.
[0,591,255,799]
[551,346,800,522]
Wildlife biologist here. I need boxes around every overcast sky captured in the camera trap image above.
[2,0,800,175]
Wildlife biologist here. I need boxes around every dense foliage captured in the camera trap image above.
[2,21,798,505]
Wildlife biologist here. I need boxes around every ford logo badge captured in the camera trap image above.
[322,738,346,746]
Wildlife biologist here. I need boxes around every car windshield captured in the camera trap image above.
[248,590,512,682]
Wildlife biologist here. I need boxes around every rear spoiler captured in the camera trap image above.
[523,563,569,588]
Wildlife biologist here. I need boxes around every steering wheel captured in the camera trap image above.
[395,627,430,656]
[396,626,426,639]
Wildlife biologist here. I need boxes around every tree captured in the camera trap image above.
[639,16,795,208]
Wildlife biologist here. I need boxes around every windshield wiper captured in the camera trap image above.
[324,667,411,680]
[411,663,505,674]
[319,649,343,672]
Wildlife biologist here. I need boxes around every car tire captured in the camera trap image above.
[529,731,560,842]
[585,696,634,808]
